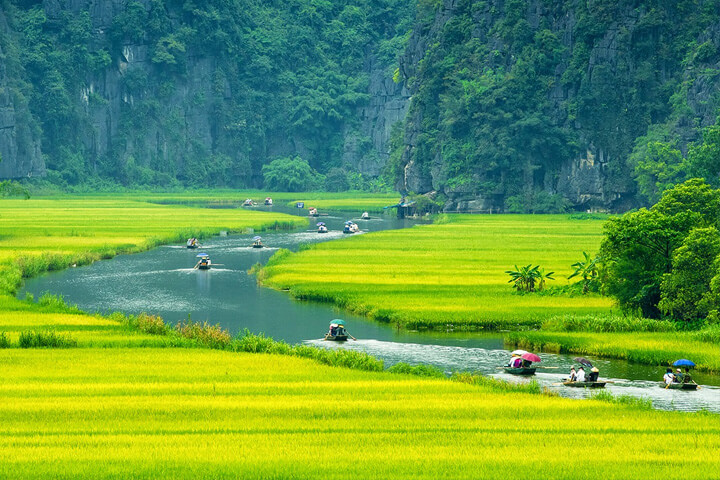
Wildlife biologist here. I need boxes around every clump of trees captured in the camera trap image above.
[506,265,554,293]
[600,179,720,323]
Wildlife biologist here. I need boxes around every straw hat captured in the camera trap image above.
[591,367,599,373]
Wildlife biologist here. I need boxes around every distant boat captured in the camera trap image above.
[309,207,319,217]
[252,236,264,248]
[504,367,536,375]
[361,212,370,220]
[317,222,328,233]
[242,199,255,206]
[264,197,273,206]
[186,238,199,249]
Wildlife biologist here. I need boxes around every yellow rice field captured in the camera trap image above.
[1,348,719,479]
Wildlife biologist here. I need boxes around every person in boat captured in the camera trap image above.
[569,366,577,381]
[682,367,693,384]
[575,366,586,382]
[510,356,523,368]
[328,323,338,336]
[673,368,684,383]
[587,367,599,382]
[663,368,674,386]
[521,359,531,368]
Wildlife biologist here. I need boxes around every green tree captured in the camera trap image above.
[601,179,720,318]
[659,227,720,322]
[632,141,685,204]
[262,156,322,192]
[568,252,601,294]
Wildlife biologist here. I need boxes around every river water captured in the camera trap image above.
[21,205,719,413]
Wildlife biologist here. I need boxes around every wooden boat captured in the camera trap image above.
[197,259,211,270]
[563,380,606,388]
[662,382,698,390]
[252,242,263,249]
[504,367,536,375]
[186,243,198,249]
[324,333,348,342]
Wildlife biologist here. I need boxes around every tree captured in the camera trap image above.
[568,252,601,294]
[600,179,720,318]
[659,227,720,322]
[505,264,553,292]
[262,156,322,192]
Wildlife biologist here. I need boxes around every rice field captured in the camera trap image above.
[1,347,719,479]
[261,214,615,329]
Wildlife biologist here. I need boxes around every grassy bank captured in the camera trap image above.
[261,214,613,329]
[2,347,719,479]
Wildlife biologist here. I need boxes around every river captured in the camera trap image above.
[20,204,720,413]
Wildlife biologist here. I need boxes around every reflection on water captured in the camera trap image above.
[20,206,720,413]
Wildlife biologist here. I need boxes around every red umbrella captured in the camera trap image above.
[521,352,541,363]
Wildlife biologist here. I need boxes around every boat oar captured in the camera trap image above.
[348,333,357,341]
[535,366,561,369]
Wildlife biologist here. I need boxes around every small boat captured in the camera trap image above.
[309,207,319,217]
[186,238,199,249]
[504,367,536,375]
[661,382,698,390]
[195,253,211,270]
[317,222,328,233]
[361,212,370,220]
[242,199,255,207]
[324,333,348,342]
[563,381,606,388]
[264,197,273,206]
[252,236,263,248]
[343,221,359,234]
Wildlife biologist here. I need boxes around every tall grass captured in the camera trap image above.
[542,314,677,333]
[17,330,78,348]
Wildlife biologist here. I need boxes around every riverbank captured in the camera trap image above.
[260,213,720,372]
[1,194,719,477]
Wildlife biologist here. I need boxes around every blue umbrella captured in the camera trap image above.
[252,236,262,241]
[196,253,208,257]
[673,359,696,368]
[317,222,325,226]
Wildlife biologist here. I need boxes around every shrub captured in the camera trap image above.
[0,332,10,348]
[135,313,168,335]
[175,319,232,349]
[18,331,78,348]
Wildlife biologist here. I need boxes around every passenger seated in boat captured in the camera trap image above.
[682,368,693,384]
[587,367,599,382]
[521,359,531,368]
[328,324,338,336]
[674,368,684,383]
[569,366,577,381]
[510,357,523,368]
[663,368,674,385]
[575,366,586,382]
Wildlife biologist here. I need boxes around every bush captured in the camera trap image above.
[18,331,78,348]
[0,332,10,348]
[262,156,323,192]
[175,319,232,349]
[134,313,168,335]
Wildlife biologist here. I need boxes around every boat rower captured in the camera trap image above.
[587,367,599,382]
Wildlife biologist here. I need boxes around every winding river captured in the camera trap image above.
[21,205,720,413]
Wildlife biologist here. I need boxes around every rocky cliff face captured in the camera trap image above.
[0,8,44,179]
[0,0,412,184]
[396,0,720,212]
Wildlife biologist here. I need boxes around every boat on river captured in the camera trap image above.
[317,222,328,233]
[195,253,211,270]
[264,197,273,206]
[252,236,264,248]
[563,380,606,388]
[662,382,698,390]
[361,212,370,220]
[309,207,319,217]
[186,238,199,249]
[323,333,348,341]
[504,367,536,375]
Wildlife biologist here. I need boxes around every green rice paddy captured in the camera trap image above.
[261,214,615,329]
[1,195,719,478]
[2,348,720,479]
